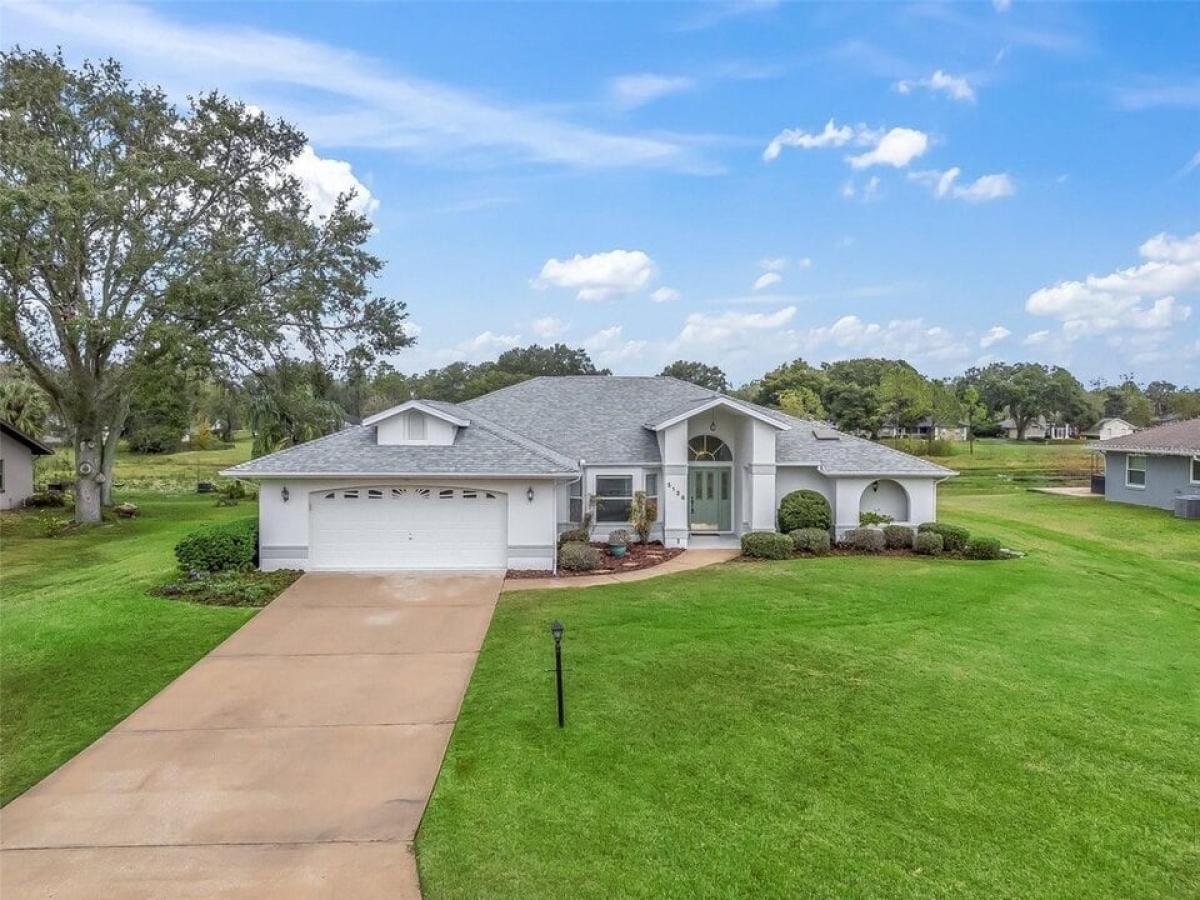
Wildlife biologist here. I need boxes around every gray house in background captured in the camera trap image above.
[1096,418,1200,511]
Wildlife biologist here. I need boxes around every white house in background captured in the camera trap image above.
[1000,413,1077,440]
[1082,417,1136,441]
[0,421,53,510]
[225,376,955,572]
[878,417,969,441]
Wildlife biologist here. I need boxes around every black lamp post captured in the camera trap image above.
[550,620,565,728]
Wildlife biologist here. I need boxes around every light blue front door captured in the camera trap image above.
[689,466,732,532]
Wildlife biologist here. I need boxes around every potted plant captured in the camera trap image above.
[607,529,631,557]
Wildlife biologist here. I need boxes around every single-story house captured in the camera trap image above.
[1082,417,1136,441]
[225,376,955,572]
[1094,417,1200,511]
[0,421,54,510]
[999,414,1077,441]
[879,417,968,441]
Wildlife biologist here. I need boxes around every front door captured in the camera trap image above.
[689,467,732,532]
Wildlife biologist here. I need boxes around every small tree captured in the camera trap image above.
[959,385,988,455]
[629,490,657,544]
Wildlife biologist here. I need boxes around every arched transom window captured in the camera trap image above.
[688,435,732,461]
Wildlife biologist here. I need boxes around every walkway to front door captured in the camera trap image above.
[0,571,503,899]
[688,465,732,532]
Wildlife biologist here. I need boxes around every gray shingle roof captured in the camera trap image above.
[226,376,953,479]
[224,403,578,477]
[1093,417,1200,456]
[464,376,953,477]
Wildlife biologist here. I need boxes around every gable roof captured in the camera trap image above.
[1093,417,1200,456]
[223,401,577,478]
[0,421,53,456]
[361,399,470,428]
[644,396,790,432]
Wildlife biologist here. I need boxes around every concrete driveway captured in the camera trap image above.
[0,571,502,899]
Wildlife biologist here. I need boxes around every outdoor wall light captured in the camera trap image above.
[281,485,290,502]
[871,481,879,493]
[527,486,535,503]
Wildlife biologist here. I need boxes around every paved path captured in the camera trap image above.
[1,571,503,899]
[503,548,739,592]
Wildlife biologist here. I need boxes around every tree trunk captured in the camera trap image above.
[99,402,129,506]
[74,435,104,524]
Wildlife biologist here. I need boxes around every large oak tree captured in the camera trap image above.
[1,51,412,522]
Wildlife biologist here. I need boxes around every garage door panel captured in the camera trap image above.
[309,486,506,570]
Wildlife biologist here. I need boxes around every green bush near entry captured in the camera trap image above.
[843,528,885,553]
[918,522,971,553]
[777,490,832,533]
[558,541,602,571]
[741,532,794,560]
[883,525,915,550]
[790,527,831,555]
[915,532,944,555]
[174,518,258,572]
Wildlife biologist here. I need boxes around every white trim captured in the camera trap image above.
[361,400,470,428]
[1125,453,1147,489]
[1190,456,1200,485]
[646,397,790,432]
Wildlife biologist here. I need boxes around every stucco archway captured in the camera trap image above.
[859,479,909,522]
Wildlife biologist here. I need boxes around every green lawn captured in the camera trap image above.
[40,434,253,494]
[930,438,1095,495]
[0,495,257,804]
[417,492,1200,899]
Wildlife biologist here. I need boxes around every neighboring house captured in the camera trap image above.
[1082,417,1136,441]
[879,418,968,441]
[0,421,53,510]
[999,413,1077,440]
[225,376,954,572]
[1095,418,1200,511]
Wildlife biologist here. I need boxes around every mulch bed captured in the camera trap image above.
[507,541,684,579]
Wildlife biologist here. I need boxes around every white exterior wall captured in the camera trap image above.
[256,476,559,571]
[659,422,689,547]
[830,476,939,537]
[376,412,457,446]
[577,465,664,541]
[0,432,36,510]
[1097,420,1135,441]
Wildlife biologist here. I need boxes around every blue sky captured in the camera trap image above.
[6,0,1199,384]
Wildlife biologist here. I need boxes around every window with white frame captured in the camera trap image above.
[1191,456,1200,484]
[644,473,658,505]
[595,475,633,523]
[1125,454,1147,488]
[568,479,583,522]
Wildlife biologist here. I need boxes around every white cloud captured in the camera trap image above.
[764,120,927,170]
[651,287,681,303]
[760,257,789,272]
[459,330,521,355]
[980,325,1011,348]
[846,128,929,169]
[798,315,970,363]
[532,316,568,338]
[609,73,696,109]
[6,1,699,172]
[842,175,881,202]
[287,145,379,219]
[583,324,648,364]
[753,272,783,291]
[1114,79,1200,111]
[895,70,976,103]
[534,249,657,301]
[1179,149,1200,178]
[676,307,797,348]
[1023,330,1051,346]
[1025,230,1199,337]
[763,119,855,161]
[910,167,1016,202]
[993,0,1013,12]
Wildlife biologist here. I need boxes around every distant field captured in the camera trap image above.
[40,434,254,493]
[922,439,1094,494]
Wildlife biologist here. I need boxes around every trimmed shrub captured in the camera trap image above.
[790,527,831,555]
[24,490,66,508]
[964,536,1004,560]
[843,528,885,553]
[558,527,590,546]
[607,529,631,546]
[917,522,970,553]
[915,532,944,555]
[883,524,915,550]
[174,518,258,573]
[741,531,794,560]
[558,541,602,571]
[777,489,832,533]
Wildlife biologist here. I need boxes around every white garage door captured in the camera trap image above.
[309,486,507,570]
